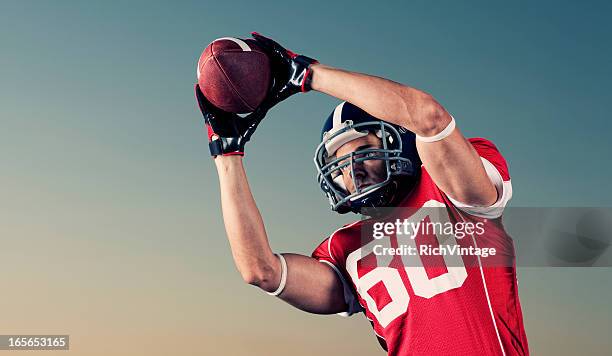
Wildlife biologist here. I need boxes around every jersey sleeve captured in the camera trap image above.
[446,137,513,219]
[312,237,362,317]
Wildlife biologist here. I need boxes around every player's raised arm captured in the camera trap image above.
[194,85,348,314]
[308,65,497,207]
[250,33,497,208]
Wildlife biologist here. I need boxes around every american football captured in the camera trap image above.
[197,37,271,113]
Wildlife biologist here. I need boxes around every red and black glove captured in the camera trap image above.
[195,84,267,157]
[195,33,318,157]
[251,32,319,106]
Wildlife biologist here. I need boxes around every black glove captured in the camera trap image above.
[251,32,318,107]
[195,84,267,157]
[195,33,317,157]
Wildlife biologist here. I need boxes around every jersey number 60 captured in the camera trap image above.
[346,200,468,328]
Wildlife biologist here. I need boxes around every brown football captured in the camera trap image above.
[197,37,271,113]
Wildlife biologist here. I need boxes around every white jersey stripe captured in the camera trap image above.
[459,211,506,355]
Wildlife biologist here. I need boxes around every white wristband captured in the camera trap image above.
[267,253,288,296]
[415,116,456,142]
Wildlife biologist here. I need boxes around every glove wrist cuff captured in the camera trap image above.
[295,55,318,92]
[302,66,315,92]
[209,137,244,157]
[209,140,224,156]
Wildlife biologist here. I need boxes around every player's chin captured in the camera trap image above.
[356,182,375,191]
[357,177,385,191]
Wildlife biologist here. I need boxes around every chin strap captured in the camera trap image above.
[354,176,421,216]
[350,181,399,215]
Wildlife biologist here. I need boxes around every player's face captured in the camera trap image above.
[335,133,387,194]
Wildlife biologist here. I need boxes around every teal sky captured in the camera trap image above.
[1,1,611,355]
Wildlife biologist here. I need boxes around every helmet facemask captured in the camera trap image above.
[314,120,416,214]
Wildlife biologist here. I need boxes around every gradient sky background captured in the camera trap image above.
[1,0,611,355]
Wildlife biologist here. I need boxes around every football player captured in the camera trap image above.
[195,33,529,356]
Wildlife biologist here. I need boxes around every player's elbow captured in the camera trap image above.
[240,269,265,286]
[409,93,450,137]
[239,264,276,289]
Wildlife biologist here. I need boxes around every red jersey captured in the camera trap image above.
[312,138,529,356]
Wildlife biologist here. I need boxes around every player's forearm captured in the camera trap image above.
[214,156,279,289]
[310,64,450,137]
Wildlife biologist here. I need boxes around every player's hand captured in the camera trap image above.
[251,32,318,107]
[195,84,267,157]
